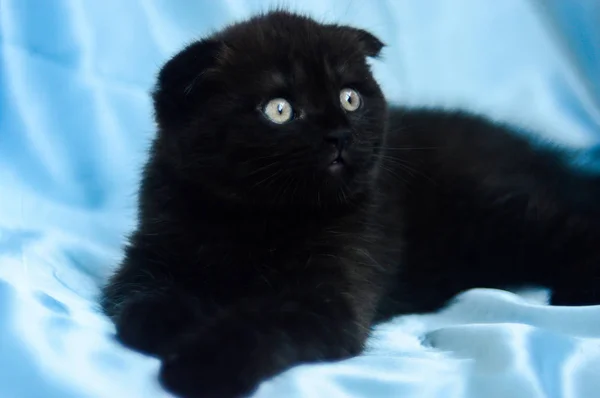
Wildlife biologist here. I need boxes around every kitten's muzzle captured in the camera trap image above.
[326,130,352,173]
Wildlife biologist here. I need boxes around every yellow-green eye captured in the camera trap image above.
[340,88,361,112]
[263,98,293,124]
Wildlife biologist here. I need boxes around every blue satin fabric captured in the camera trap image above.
[1,1,599,397]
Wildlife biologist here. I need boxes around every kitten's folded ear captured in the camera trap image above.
[334,26,385,58]
[353,28,385,58]
[152,39,222,130]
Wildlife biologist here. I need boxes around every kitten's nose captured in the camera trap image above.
[325,130,352,150]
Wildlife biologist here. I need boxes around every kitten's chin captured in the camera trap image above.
[327,161,346,176]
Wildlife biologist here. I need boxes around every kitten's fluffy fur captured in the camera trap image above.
[101,10,600,398]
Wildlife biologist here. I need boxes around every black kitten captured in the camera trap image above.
[101,10,600,398]
[102,11,391,398]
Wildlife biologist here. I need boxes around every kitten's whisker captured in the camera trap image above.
[251,169,285,191]
[378,164,410,187]
[375,146,441,151]
[276,174,295,205]
[382,156,437,185]
[340,184,349,204]
[240,154,281,164]
[378,156,437,186]
[244,160,283,177]
[264,169,287,190]
[291,178,300,201]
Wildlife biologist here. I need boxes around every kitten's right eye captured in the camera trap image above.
[263,98,294,124]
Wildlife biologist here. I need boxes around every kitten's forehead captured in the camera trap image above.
[216,12,366,72]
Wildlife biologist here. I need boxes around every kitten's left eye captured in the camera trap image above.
[340,88,361,112]
[263,98,294,124]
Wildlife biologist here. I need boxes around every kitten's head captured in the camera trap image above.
[152,10,387,208]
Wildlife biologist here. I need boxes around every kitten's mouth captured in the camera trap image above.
[328,152,346,174]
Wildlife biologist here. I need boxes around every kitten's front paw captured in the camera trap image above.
[115,293,198,356]
[158,332,259,398]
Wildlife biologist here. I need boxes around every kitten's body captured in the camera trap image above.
[377,108,600,319]
[101,11,600,398]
